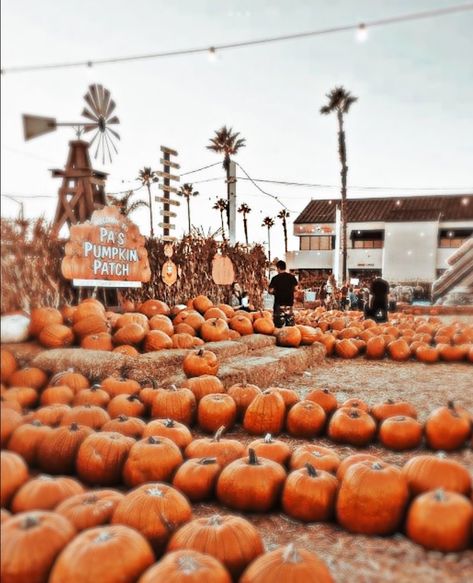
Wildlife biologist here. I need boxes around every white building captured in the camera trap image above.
[286,194,473,284]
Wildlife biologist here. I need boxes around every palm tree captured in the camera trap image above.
[107,190,150,217]
[320,86,357,284]
[137,167,159,238]
[237,203,251,245]
[262,216,275,264]
[213,198,229,240]
[207,126,246,226]
[177,183,200,235]
[277,209,290,253]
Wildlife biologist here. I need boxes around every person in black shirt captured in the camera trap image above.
[365,276,390,322]
[269,260,298,328]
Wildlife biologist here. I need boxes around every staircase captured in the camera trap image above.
[432,237,473,305]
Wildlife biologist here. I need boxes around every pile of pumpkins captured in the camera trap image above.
[1,348,472,582]
[295,308,473,363]
[20,296,317,355]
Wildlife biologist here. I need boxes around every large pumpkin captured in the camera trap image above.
[172,457,221,502]
[239,544,333,583]
[36,423,93,475]
[182,375,225,402]
[336,460,409,534]
[8,367,48,390]
[286,400,326,438]
[73,385,110,408]
[29,307,63,337]
[107,394,146,418]
[56,489,124,531]
[276,326,302,348]
[139,299,171,318]
[424,401,471,450]
[101,377,141,398]
[11,474,85,513]
[151,386,196,426]
[168,514,263,579]
[38,324,74,348]
[282,463,338,522]
[378,416,423,450]
[7,421,50,466]
[1,511,76,583]
[243,389,286,436]
[253,317,275,335]
[247,434,292,466]
[76,432,135,486]
[305,388,338,416]
[406,489,473,552]
[198,394,237,433]
[216,449,286,512]
[192,295,214,314]
[1,451,29,507]
[402,453,471,496]
[113,323,146,346]
[327,407,376,446]
[144,330,173,352]
[59,405,110,431]
[102,415,146,439]
[49,524,155,583]
[229,316,253,336]
[365,336,386,359]
[371,399,417,422]
[290,444,340,474]
[183,349,219,377]
[185,427,245,467]
[143,418,192,449]
[139,550,231,583]
[112,483,192,552]
[335,339,359,359]
[227,382,261,420]
[123,436,183,487]
[387,338,411,361]
[0,350,18,384]
[336,453,382,481]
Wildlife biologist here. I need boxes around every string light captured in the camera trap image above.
[356,23,369,43]
[207,47,218,62]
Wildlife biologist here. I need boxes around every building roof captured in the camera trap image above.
[294,194,473,224]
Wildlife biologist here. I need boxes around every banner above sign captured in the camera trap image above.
[61,206,151,287]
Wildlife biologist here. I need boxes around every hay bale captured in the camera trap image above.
[202,340,248,359]
[122,350,189,384]
[237,334,276,351]
[1,342,44,367]
[31,348,133,381]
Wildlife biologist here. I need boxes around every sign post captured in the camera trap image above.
[156,146,180,242]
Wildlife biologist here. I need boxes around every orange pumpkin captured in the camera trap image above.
[198,394,237,433]
[149,315,174,336]
[378,416,423,450]
[193,295,214,314]
[229,316,253,336]
[171,333,195,349]
[0,350,18,384]
[227,382,261,420]
[8,367,48,390]
[286,400,326,438]
[38,324,74,348]
[139,299,171,318]
[243,389,286,435]
[185,426,245,467]
[388,338,411,361]
[328,408,376,446]
[335,339,359,359]
[81,332,113,351]
[402,453,471,496]
[11,474,85,513]
[253,317,275,335]
[113,323,146,346]
[29,307,63,337]
[1,451,29,507]
[139,549,231,583]
[201,318,230,342]
[144,330,173,352]
[183,349,219,377]
[305,388,338,415]
[276,326,302,348]
[290,444,340,474]
[425,401,471,450]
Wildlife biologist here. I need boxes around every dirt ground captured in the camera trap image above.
[194,357,473,583]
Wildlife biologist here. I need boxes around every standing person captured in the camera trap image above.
[348,286,358,309]
[268,260,298,328]
[365,275,390,322]
[340,281,349,311]
[229,283,242,309]
[318,281,327,307]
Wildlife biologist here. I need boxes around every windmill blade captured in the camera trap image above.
[97,85,107,117]
[105,98,116,120]
[103,132,113,164]
[81,107,99,123]
[83,123,98,134]
[84,92,100,118]
[87,84,101,115]
[107,115,120,125]
[101,88,111,117]
[105,129,119,154]
[93,130,102,160]
[88,129,101,148]
[107,126,121,141]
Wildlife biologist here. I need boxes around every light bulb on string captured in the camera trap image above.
[208,47,218,62]
[356,23,368,43]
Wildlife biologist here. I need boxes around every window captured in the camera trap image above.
[351,230,384,249]
[438,229,472,248]
[299,236,333,251]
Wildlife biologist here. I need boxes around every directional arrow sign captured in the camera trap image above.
[160,158,180,169]
[160,210,177,218]
[155,196,180,206]
[157,170,180,182]
[162,236,177,242]
[160,145,178,156]
[158,223,176,229]
[158,184,179,194]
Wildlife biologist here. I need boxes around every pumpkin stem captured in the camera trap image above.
[177,555,199,574]
[197,349,204,356]
[164,418,175,427]
[437,451,447,459]
[146,486,164,497]
[348,409,360,418]
[305,463,317,477]
[69,422,79,431]
[433,488,446,501]
[447,400,456,411]
[21,515,39,529]
[147,436,160,444]
[118,415,129,421]
[323,388,330,394]
[282,543,301,564]
[94,531,113,543]
[199,457,217,465]
[213,426,225,442]
[208,514,223,526]
[127,394,140,402]
[31,420,43,427]
[386,398,395,404]
[248,448,260,465]
[263,433,273,443]
[372,462,383,470]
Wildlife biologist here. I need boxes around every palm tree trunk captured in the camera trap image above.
[337,110,348,284]
[146,183,155,238]
[225,155,231,227]
[267,226,271,264]
[220,211,226,240]
[283,218,288,253]
[186,196,191,235]
[243,215,249,245]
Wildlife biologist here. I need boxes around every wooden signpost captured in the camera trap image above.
[156,146,180,242]
[61,206,151,288]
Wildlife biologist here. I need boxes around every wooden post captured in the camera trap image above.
[228,160,237,244]
[157,146,180,242]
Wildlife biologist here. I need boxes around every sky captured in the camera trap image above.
[1,0,473,257]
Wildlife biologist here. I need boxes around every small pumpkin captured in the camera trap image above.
[365,336,386,359]
[29,307,63,337]
[335,339,359,359]
[243,389,286,436]
[197,394,237,433]
[115,312,149,331]
[0,350,18,384]
[402,453,471,496]
[59,405,110,431]
[253,317,275,335]
[101,377,141,398]
[336,460,409,534]
[36,422,93,474]
[168,514,263,579]
[171,333,195,349]
[139,299,171,318]
[2,386,38,409]
[183,349,219,377]
[247,433,292,466]
[40,384,74,406]
[144,330,173,352]
[0,511,76,583]
[38,324,74,348]
[123,435,183,487]
[11,474,85,513]
[276,326,302,347]
[49,524,154,583]
[282,463,339,522]
[107,393,146,418]
[76,431,135,485]
[185,426,245,467]
[371,398,417,422]
[138,550,231,583]
[415,344,439,363]
[406,489,473,552]
[229,315,253,336]
[305,388,338,415]
[239,544,333,583]
[8,367,48,390]
[72,315,108,339]
[102,415,146,439]
[182,375,225,402]
[341,398,369,412]
[24,404,70,427]
[0,407,23,448]
[286,400,326,438]
[1,451,29,507]
[72,384,110,407]
[216,449,286,512]
[148,315,174,336]
[290,444,341,474]
[50,370,89,393]
[143,418,192,449]
[56,489,124,531]
[112,483,192,552]
[172,458,221,502]
[328,407,377,447]
[192,295,214,314]
[425,401,471,450]
[227,382,261,420]
[387,338,411,361]
[113,344,140,356]
[7,420,53,466]
[113,323,146,346]
[270,387,299,410]
[378,416,423,450]
[201,318,230,342]
[151,385,196,426]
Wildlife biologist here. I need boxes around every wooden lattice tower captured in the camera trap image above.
[156,146,180,241]
[51,140,108,236]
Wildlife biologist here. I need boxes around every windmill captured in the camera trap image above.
[22,84,120,236]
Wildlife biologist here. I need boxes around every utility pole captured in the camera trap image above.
[228,160,237,244]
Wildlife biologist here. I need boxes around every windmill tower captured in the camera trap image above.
[22,84,120,236]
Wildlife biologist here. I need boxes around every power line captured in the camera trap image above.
[2,3,472,74]
[180,162,221,177]
[235,162,292,211]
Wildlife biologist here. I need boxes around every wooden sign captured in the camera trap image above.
[160,145,178,156]
[159,158,180,169]
[158,222,175,230]
[160,210,177,218]
[156,170,180,182]
[162,260,178,286]
[61,206,151,288]
[211,254,235,285]
[158,184,179,194]
[155,196,180,206]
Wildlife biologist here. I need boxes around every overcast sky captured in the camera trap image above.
[2,0,472,256]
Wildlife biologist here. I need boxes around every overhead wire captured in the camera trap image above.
[2,3,472,74]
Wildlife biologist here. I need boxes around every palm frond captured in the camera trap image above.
[127,200,150,214]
